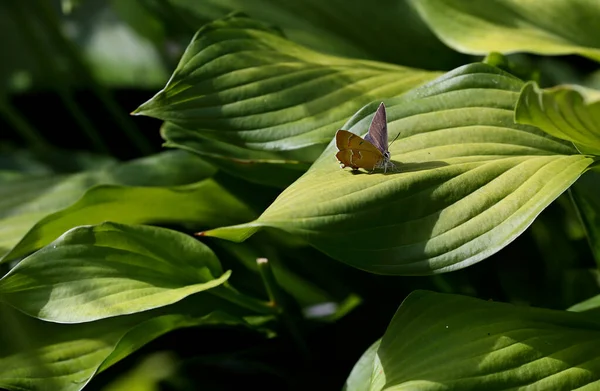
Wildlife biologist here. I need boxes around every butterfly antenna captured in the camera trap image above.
[388,131,401,147]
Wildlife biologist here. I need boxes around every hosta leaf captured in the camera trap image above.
[143,1,465,68]
[134,15,440,162]
[516,82,600,155]
[161,122,309,187]
[0,222,232,322]
[3,178,256,262]
[0,151,216,261]
[410,0,600,62]
[343,339,381,391]
[0,294,264,391]
[348,290,600,390]
[203,63,594,275]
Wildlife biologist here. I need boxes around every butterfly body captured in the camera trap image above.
[335,102,395,173]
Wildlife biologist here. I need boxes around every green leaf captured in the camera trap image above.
[515,82,600,155]
[0,222,231,322]
[134,14,440,162]
[144,1,465,68]
[0,151,217,261]
[570,170,600,266]
[0,294,263,391]
[348,290,600,390]
[343,339,381,391]
[161,122,309,188]
[4,178,256,262]
[203,63,594,275]
[568,293,600,315]
[410,0,600,62]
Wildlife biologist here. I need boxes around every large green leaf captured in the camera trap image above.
[143,0,466,69]
[0,222,233,322]
[0,151,216,261]
[134,15,441,163]
[347,290,600,390]
[516,82,600,155]
[0,294,264,391]
[203,63,594,275]
[3,178,256,262]
[410,0,600,62]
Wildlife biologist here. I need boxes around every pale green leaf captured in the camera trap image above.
[516,82,600,155]
[0,151,216,261]
[350,290,600,390]
[0,222,231,322]
[343,339,381,391]
[410,0,600,62]
[134,14,441,162]
[203,63,594,275]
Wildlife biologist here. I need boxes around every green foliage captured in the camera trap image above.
[3,0,600,390]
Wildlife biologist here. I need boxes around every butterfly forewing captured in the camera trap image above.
[363,102,388,156]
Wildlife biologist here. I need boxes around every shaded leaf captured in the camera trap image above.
[0,151,216,261]
[410,0,600,62]
[134,14,440,162]
[516,81,600,155]
[0,294,264,391]
[0,222,231,322]
[349,290,600,390]
[570,170,600,266]
[143,0,466,68]
[4,178,256,262]
[162,122,309,188]
[203,63,593,275]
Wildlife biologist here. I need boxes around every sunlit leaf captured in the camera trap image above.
[410,0,600,62]
[203,63,593,275]
[134,14,441,163]
[0,222,231,322]
[516,82,600,155]
[348,290,600,390]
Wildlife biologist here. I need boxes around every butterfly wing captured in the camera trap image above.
[335,129,383,170]
[363,102,388,155]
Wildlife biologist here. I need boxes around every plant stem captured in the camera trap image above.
[256,257,310,360]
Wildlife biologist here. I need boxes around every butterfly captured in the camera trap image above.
[335,102,396,173]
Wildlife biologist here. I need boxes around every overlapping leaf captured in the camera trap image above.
[570,170,600,266]
[516,82,600,155]
[134,15,440,170]
[203,63,594,275]
[141,0,465,68]
[410,0,600,62]
[0,222,235,322]
[0,295,264,391]
[0,151,219,262]
[346,290,600,390]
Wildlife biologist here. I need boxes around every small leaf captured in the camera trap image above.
[343,339,381,391]
[204,63,594,275]
[516,81,600,155]
[0,151,216,261]
[410,0,600,62]
[349,290,600,390]
[0,294,263,391]
[0,222,230,322]
[134,15,440,162]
